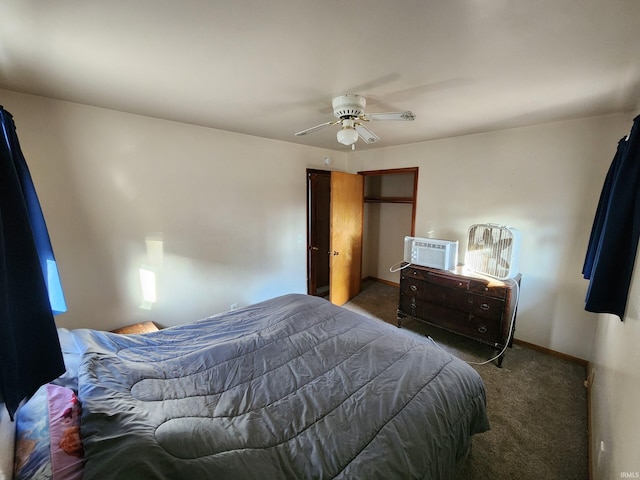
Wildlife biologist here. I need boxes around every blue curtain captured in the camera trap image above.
[583,114,640,319]
[0,106,65,419]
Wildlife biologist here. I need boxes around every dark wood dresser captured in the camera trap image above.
[397,264,521,366]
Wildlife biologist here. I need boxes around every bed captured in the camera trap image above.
[13,293,489,479]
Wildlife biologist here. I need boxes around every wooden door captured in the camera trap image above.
[329,171,364,305]
[307,171,331,297]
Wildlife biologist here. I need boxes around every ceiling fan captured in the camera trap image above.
[295,94,415,149]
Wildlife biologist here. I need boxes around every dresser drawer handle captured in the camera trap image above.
[480,303,490,311]
[410,284,418,292]
[410,303,417,310]
[478,325,488,334]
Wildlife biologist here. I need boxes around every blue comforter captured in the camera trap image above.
[65,294,489,479]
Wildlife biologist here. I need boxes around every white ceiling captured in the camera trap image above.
[1,0,639,152]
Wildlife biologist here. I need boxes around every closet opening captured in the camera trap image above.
[358,167,418,286]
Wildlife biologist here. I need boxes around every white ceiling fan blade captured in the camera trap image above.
[355,124,380,144]
[365,111,416,121]
[295,120,338,136]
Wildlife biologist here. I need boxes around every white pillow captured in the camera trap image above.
[53,329,83,392]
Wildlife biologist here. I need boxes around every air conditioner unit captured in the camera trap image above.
[403,236,458,270]
[464,224,521,280]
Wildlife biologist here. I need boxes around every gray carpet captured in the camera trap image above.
[343,280,589,480]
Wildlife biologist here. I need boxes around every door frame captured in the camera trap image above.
[307,167,417,299]
[306,169,364,305]
[357,167,419,236]
[306,169,331,297]
[358,167,419,284]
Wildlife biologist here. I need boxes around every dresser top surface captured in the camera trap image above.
[402,263,521,288]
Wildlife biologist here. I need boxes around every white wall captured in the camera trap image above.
[349,114,629,361]
[4,88,631,360]
[1,89,347,330]
[4,86,629,357]
[0,406,14,480]
[589,112,640,480]
[362,202,413,280]
[590,263,640,479]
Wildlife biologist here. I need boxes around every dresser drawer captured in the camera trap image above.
[403,266,512,299]
[403,267,431,282]
[400,279,505,321]
[397,264,520,366]
[466,281,510,299]
[403,267,471,290]
[400,278,447,304]
[398,295,503,344]
[426,270,471,290]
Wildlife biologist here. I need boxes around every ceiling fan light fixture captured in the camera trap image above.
[294,94,415,146]
[337,127,358,146]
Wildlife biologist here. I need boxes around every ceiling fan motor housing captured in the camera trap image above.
[332,94,366,119]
